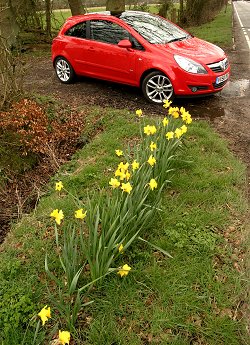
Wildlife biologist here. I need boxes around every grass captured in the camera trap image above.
[187,4,233,48]
[0,106,249,344]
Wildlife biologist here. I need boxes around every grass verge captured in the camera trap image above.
[0,106,248,344]
[187,4,233,48]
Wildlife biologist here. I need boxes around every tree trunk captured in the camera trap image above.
[0,1,19,46]
[68,0,85,16]
[45,0,51,37]
[179,0,184,23]
[106,0,125,14]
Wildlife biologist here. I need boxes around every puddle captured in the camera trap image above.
[219,79,250,98]
[187,103,225,121]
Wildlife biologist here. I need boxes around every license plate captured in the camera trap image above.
[216,72,229,84]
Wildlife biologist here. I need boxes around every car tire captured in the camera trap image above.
[142,71,174,104]
[54,57,75,84]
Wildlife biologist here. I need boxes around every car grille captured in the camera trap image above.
[207,58,229,73]
[213,79,228,89]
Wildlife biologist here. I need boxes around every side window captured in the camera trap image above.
[65,22,86,39]
[90,20,130,45]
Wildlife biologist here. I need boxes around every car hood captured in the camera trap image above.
[158,37,226,64]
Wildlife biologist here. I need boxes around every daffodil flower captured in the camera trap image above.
[59,330,70,345]
[166,131,174,140]
[163,99,172,108]
[115,149,123,157]
[136,109,143,117]
[132,160,139,171]
[118,243,124,253]
[175,128,183,139]
[118,162,129,171]
[118,264,131,277]
[55,181,63,191]
[181,124,188,134]
[38,305,51,326]
[121,182,132,194]
[75,209,87,219]
[147,155,156,167]
[150,141,157,151]
[169,106,180,118]
[144,125,157,135]
[109,178,120,189]
[50,209,64,225]
[149,178,157,190]
[162,117,169,127]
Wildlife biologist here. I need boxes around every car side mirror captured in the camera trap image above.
[118,39,133,49]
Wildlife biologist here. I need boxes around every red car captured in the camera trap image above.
[52,11,230,104]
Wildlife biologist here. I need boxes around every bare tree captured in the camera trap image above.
[68,0,85,15]
[106,0,125,14]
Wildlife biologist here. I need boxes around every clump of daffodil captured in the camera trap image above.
[149,178,157,191]
[55,181,63,191]
[38,306,51,326]
[132,159,139,171]
[115,162,131,181]
[50,209,64,225]
[150,141,157,151]
[144,125,157,136]
[118,264,131,277]
[163,99,172,108]
[109,177,120,189]
[136,109,143,117]
[147,155,156,167]
[115,149,123,157]
[166,131,174,140]
[75,209,87,219]
[58,330,71,345]
[121,182,132,194]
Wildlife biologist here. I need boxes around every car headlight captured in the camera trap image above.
[174,55,208,74]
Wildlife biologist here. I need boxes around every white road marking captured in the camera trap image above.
[233,3,250,50]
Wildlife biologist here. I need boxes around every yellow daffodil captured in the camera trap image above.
[118,162,129,171]
[55,181,63,191]
[118,264,131,277]
[149,178,158,190]
[175,128,183,139]
[166,131,174,140]
[147,155,156,167]
[115,149,123,157]
[163,99,172,108]
[150,141,157,151]
[136,109,143,117]
[38,305,51,326]
[181,110,192,124]
[169,106,180,118]
[181,124,188,134]
[125,171,131,180]
[118,243,124,253]
[109,178,120,188]
[50,209,64,225]
[144,125,157,136]
[75,209,87,219]
[162,117,169,127]
[132,160,139,171]
[121,182,132,194]
[59,330,70,345]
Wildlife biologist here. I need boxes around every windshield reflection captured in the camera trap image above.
[121,12,188,44]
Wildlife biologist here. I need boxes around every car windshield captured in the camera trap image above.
[120,12,189,44]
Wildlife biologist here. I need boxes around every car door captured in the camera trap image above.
[80,19,137,85]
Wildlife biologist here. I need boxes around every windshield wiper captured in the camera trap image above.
[167,35,189,43]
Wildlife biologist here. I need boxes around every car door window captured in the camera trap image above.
[89,20,130,45]
[65,22,86,39]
